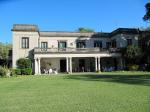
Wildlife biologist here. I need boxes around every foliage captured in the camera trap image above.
[17,58,31,69]
[126,45,142,59]
[77,27,94,32]
[139,30,150,64]
[0,42,12,60]
[0,42,12,67]
[127,64,139,71]
[15,69,22,75]
[10,68,32,76]
[11,69,22,75]
[21,68,32,75]
[0,66,9,77]
[10,69,17,76]
[121,45,142,65]
[143,3,150,22]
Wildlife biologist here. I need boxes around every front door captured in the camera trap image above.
[79,59,85,72]
[60,60,66,72]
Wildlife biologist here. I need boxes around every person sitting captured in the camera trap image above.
[53,68,58,74]
[44,69,48,74]
[49,68,53,74]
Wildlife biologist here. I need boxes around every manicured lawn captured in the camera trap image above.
[0,72,150,112]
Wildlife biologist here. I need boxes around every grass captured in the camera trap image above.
[0,72,150,112]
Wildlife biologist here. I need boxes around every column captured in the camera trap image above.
[66,57,69,73]
[38,58,41,74]
[98,57,101,72]
[34,58,38,75]
[120,57,123,70]
[95,57,98,72]
[69,57,72,74]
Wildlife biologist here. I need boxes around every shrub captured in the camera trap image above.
[21,68,32,75]
[128,64,139,71]
[15,69,21,75]
[10,69,16,76]
[0,66,9,77]
[17,58,31,69]
[10,69,21,76]
[10,69,15,76]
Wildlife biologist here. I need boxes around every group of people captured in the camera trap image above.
[42,68,58,74]
[102,66,115,72]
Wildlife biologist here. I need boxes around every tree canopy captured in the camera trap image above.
[0,42,12,60]
[77,27,94,32]
[143,3,150,21]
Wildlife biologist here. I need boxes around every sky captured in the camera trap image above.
[0,0,149,43]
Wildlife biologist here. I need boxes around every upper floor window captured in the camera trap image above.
[22,37,29,49]
[106,42,111,49]
[76,40,86,48]
[127,39,132,46]
[41,42,48,49]
[112,39,117,48]
[58,41,67,49]
[94,41,102,48]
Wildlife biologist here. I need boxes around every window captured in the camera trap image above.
[22,37,29,48]
[106,42,111,49]
[127,39,132,46]
[76,40,86,48]
[58,41,67,49]
[41,42,48,49]
[112,40,117,48]
[94,41,102,48]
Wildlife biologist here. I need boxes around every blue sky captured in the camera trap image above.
[0,0,149,43]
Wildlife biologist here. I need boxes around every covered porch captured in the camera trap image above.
[34,55,123,74]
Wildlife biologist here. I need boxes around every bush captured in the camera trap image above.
[21,68,32,75]
[128,64,139,71]
[17,58,31,69]
[0,66,9,77]
[15,69,21,75]
[10,69,21,76]
[10,69,16,76]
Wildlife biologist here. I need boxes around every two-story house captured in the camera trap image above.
[12,24,139,74]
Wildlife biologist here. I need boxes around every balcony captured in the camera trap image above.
[34,47,120,54]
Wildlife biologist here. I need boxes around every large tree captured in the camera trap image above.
[143,3,150,22]
[141,2,150,65]
[121,45,142,64]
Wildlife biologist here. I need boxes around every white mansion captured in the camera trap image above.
[12,24,139,74]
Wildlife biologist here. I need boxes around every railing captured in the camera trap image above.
[34,47,120,54]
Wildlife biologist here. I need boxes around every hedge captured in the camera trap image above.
[17,58,31,69]
[21,68,32,75]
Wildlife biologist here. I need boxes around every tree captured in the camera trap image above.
[0,42,12,60]
[0,42,12,66]
[125,45,142,64]
[142,2,150,66]
[77,27,94,32]
[143,3,150,22]
[139,30,150,64]
[16,58,32,75]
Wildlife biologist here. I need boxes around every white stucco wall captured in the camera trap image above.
[39,36,109,48]
[12,31,39,68]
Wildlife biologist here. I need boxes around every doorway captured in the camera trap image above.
[79,59,85,72]
[60,59,66,72]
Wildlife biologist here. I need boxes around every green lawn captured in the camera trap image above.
[0,72,150,112]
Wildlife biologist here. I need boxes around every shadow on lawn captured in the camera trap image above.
[65,74,150,86]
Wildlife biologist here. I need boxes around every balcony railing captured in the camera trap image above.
[34,47,120,54]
